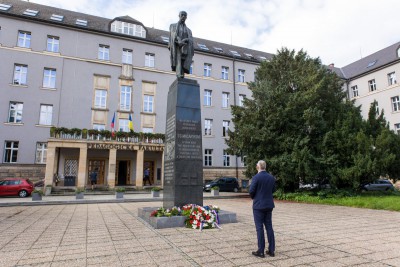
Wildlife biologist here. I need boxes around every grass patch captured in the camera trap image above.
[274,189,400,211]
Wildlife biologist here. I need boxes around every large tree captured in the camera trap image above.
[227,48,400,191]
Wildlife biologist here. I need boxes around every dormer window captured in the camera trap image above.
[397,47,400,58]
[259,56,267,61]
[76,19,87,27]
[367,60,377,68]
[198,43,209,51]
[161,36,169,43]
[23,9,38,16]
[50,14,64,22]
[0,3,12,11]
[244,53,254,59]
[214,47,223,53]
[230,50,241,57]
[111,20,146,38]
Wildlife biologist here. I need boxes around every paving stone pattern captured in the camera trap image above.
[0,199,399,266]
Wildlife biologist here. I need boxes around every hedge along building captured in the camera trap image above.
[0,0,273,188]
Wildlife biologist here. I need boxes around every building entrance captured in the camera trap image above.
[144,161,155,185]
[88,160,105,186]
[116,160,131,185]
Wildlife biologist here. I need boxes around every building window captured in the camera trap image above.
[374,101,379,115]
[223,150,230,167]
[39,105,53,125]
[204,90,212,106]
[145,53,155,67]
[119,119,129,132]
[239,94,246,107]
[17,31,31,48]
[190,62,193,74]
[368,79,376,92]
[13,64,28,85]
[110,20,146,38]
[143,95,154,113]
[43,68,56,88]
[391,96,400,112]
[93,124,105,130]
[204,119,212,135]
[395,123,400,134]
[3,141,19,163]
[47,36,59,52]
[98,45,110,60]
[120,86,132,111]
[388,72,397,86]
[95,89,107,108]
[351,85,358,98]
[35,142,47,164]
[223,120,230,137]
[8,102,23,123]
[204,63,212,77]
[122,49,132,64]
[222,92,230,108]
[221,66,229,80]
[238,69,245,83]
[204,149,212,166]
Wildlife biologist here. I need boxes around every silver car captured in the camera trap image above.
[362,180,394,191]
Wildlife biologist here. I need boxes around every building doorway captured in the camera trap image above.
[144,161,155,185]
[116,160,130,185]
[88,160,105,186]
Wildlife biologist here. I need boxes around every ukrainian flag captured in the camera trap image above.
[128,113,134,132]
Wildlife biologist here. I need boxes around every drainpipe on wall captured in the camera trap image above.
[232,57,239,180]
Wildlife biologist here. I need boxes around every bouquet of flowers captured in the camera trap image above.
[150,206,181,217]
[183,204,221,230]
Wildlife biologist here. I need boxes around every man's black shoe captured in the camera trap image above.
[252,251,265,258]
[266,250,275,257]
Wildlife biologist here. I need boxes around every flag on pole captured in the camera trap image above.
[111,112,115,137]
[128,113,134,132]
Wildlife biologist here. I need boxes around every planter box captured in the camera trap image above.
[151,191,160,197]
[32,193,42,201]
[116,192,124,199]
[138,207,237,229]
[211,189,219,196]
[76,192,84,199]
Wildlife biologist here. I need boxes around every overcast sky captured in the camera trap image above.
[30,0,400,67]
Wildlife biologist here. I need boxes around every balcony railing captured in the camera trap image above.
[50,127,165,144]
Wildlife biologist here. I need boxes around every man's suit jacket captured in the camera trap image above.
[249,171,276,209]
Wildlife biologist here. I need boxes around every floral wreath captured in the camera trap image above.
[150,204,221,230]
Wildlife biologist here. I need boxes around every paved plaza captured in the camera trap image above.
[0,198,400,267]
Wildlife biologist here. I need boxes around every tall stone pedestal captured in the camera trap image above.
[163,78,203,208]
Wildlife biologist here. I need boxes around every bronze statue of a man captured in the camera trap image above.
[169,11,194,78]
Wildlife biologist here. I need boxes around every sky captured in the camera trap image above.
[30,0,400,67]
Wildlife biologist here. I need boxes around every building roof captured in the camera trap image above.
[341,41,400,80]
[0,0,273,63]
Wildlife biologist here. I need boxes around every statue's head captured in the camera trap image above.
[179,11,187,23]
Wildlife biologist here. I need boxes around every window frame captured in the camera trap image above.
[98,44,110,60]
[35,142,48,164]
[8,102,23,123]
[204,90,212,106]
[388,72,397,86]
[204,149,213,166]
[223,150,230,167]
[223,120,230,137]
[391,96,400,112]
[368,79,376,92]
[122,48,133,64]
[145,53,155,67]
[143,94,154,113]
[221,66,229,80]
[204,63,212,77]
[120,86,132,111]
[13,64,28,85]
[17,31,31,48]
[46,36,59,52]
[351,85,359,98]
[238,69,245,83]
[119,119,129,132]
[43,68,56,88]
[94,89,107,109]
[39,104,53,125]
[222,92,230,108]
[3,141,19,163]
[204,119,212,136]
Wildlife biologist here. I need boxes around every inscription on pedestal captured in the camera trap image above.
[163,78,203,208]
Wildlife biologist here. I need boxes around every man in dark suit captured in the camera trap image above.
[249,160,276,258]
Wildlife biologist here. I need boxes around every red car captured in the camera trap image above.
[0,178,34,197]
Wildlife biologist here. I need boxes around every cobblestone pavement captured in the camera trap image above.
[0,198,399,267]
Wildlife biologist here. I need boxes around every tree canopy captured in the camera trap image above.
[226,48,400,191]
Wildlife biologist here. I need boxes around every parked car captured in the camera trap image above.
[0,178,34,197]
[203,177,239,192]
[361,179,394,191]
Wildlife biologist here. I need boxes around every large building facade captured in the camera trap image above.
[0,0,273,188]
